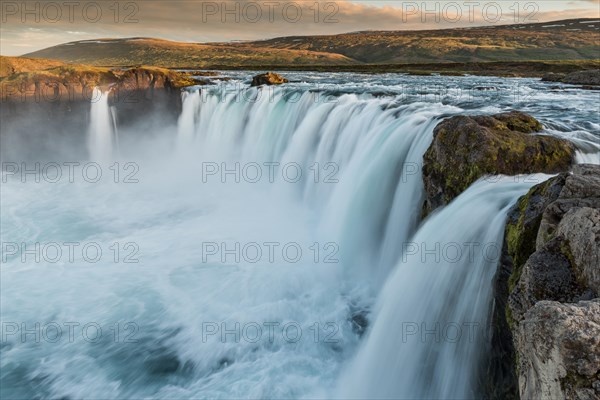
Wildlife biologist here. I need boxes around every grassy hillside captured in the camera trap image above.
[22,38,354,68]
[244,19,600,63]
[0,56,67,78]
[21,19,600,68]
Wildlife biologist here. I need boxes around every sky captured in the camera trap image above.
[1,0,599,55]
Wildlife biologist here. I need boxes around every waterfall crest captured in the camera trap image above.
[176,87,465,287]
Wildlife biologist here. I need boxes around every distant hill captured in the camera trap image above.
[20,18,600,67]
[242,19,600,64]
[22,38,354,68]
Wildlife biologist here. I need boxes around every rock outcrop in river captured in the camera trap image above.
[251,72,288,87]
[422,111,575,215]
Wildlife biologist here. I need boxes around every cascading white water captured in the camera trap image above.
[176,86,462,293]
[336,176,545,399]
[88,87,115,163]
[4,74,599,399]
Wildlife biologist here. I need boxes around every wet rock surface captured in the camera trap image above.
[516,300,600,400]
[250,72,288,87]
[422,111,575,215]
[489,164,600,400]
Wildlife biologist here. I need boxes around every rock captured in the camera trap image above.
[542,72,566,82]
[488,165,600,399]
[506,173,568,273]
[422,111,575,214]
[536,165,600,249]
[508,236,592,325]
[542,70,600,87]
[555,207,600,295]
[562,70,600,86]
[350,311,369,336]
[0,65,201,102]
[515,300,600,400]
[251,72,288,87]
[507,164,600,326]
[537,198,600,250]
[1,65,201,159]
[561,164,600,199]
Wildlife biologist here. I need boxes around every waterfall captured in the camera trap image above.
[5,74,598,399]
[175,86,549,397]
[176,86,461,291]
[88,87,115,163]
[175,86,534,396]
[336,176,543,399]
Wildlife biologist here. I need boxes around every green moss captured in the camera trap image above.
[560,370,596,394]
[496,113,543,133]
[423,112,574,215]
[505,181,553,293]
[505,304,515,330]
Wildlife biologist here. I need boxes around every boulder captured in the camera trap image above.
[251,72,288,87]
[515,300,600,400]
[422,111,575,214]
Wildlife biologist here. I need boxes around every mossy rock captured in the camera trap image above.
[422,111,575,215]
[505,174,568,292]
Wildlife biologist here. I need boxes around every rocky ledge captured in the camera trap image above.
[0,65,205,136]
[542,69,600,88]
[485,164,600,400]
[422,111,575,215]
[0,65,201,102]
[502,164,600,400]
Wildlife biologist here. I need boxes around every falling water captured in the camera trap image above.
[87,87,115,163]
[336,176,545,399]
[176,86,460,291]
[3,74,599,399]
